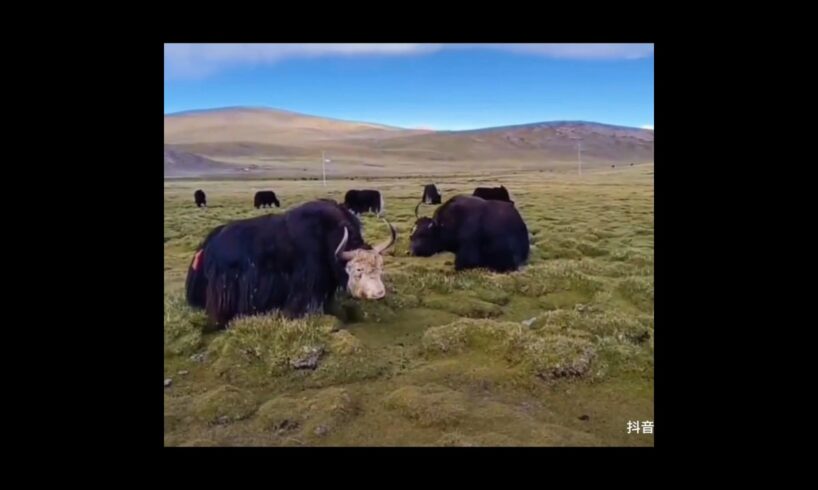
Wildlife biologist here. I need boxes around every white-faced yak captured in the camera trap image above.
[410,195,529,272]
[185,199,397,327]
[254,190,280,209]
[343,189,384,216]
[194,189,207,208]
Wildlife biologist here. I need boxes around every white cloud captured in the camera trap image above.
[165,43,654,79]
[164,44,444,79]
[641,125,654,130]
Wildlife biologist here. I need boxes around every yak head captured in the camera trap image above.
[409,217,442,257]
[334,219,396,300]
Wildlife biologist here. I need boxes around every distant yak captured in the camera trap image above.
[343,189,384,216]
[410,195,529,272]
[422,184,442,205]
[254,190,280,209]
[186,199,397,327]
[472,185,512,203]
[414,184,443,218]
[194,189,207,208]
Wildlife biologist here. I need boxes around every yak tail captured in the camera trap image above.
[185,250,207,308]
[185,224,226,309]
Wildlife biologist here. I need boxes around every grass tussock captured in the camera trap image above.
[421,318,597,380]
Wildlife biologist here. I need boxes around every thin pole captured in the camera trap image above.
[578,141,582,176]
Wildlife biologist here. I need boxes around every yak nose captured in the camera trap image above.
[367,287,386,300]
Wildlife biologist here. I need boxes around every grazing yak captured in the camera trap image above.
[254,190,280,209]
[421,184,442,205]
[194,189,207,208]
[472,185,512,203]
[185,199,397,327]
[343,189,384,216]
[410,195,529,272]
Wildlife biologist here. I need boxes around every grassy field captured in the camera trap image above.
[163,164,654,446]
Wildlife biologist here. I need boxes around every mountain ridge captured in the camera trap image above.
[164,106,653,178]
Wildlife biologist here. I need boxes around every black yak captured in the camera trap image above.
[410,195,529,272]
[194,189,207,208]
[254,190,280,209]
[472,185,512,203]
[185,199,397,327]
[343,189,384,216]
[421,184,442,204]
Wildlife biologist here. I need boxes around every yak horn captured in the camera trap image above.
[415,202,423,218]
[334,227,349,257]
[373,218,397,255]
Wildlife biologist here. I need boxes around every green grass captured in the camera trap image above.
[164,165,654,447]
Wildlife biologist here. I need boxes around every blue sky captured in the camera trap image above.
[164,44,653,131]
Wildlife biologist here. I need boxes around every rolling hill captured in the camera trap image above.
[164,107,653,178]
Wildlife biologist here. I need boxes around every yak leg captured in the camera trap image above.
[205,266,240,328]
[480,236,518,272]
[454,243,483,271]
[282,266,329,318]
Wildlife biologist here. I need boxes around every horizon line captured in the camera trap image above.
[164,105,653,132]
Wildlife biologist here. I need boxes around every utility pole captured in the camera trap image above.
[578,140,582,176]
[322,151,327,186]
